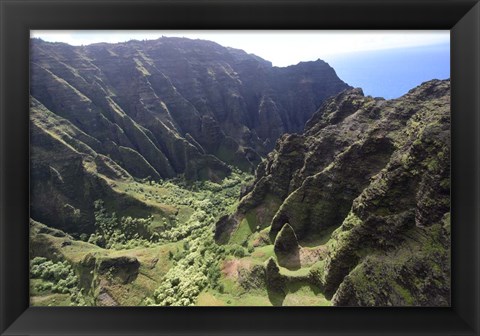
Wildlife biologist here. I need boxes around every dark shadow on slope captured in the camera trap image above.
[267,288,286,307]
[276,248,301,271]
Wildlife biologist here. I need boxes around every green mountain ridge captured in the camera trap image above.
[30,37,350,234]
[29,37,450,307]
[218,79,450,306]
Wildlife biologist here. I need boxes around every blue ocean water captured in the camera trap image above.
[324,43,450,99]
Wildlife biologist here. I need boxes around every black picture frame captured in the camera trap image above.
[1,0,479,335]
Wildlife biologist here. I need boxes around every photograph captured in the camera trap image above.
[29,30,451,307]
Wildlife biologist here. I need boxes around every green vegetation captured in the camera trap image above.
[143,170,258,305]
[88,200,156,249]
[29,161,334,306]
[29,75,451,307]
[229,217,255,245]
[30,257,86,306]
[36,162,332,307]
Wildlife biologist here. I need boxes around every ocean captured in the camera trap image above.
[325,43,450,99]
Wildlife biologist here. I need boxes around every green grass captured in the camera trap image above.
[279,265,311,278]
[223,292,273,306]
[204,285,273,306]
[30,292,73,306]
[219,275,242,294]
[30,168,338,307]
[229,211,259,246]
[207,276,331,307]
[33,233,103,264]
[229,218,254,245]
[196,290,226,306]
[283,282,331,306]
[250,245,275,263]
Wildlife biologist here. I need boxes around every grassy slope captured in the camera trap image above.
[31,168,332,306]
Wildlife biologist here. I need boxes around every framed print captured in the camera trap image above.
[1,0,479,335]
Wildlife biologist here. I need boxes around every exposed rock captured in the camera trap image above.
[29,107,163,235]
[238,264,266,290]
[273,223,300,269]
[30,37,350,235]
[30,36,451,307]
[323,81,450,302]
[31,37,350,181]
[78,253,140,304]
[265,258,286,296]
[331,216,450,306]
[96,256,140,284]
[77,253,98,294]
[269,136,395,242]
[224,79,451,306]
[97,290,119,306]
[221,88,382,242]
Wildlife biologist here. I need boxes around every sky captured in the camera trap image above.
[31,30,450,98]
[31,30,449,67]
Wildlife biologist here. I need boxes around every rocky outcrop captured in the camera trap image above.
[238,264,266,291]
[330,216,450,306]
[274,223,300,269]
[74,252,141,306]
[265,258,286,301]
[269,135,395,242]
[221,79,451,306]
[322,81,450,305]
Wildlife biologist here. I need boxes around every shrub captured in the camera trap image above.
[90,200,155,249]
[227,245,246,258]
[30,257,87,305]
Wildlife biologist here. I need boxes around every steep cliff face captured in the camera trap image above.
[31,37,349,178]
[30,37,349,234]
[30,98,168,235]
[217,79,450,306]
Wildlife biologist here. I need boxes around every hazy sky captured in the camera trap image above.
[31,30,449,67]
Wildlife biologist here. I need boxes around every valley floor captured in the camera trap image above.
[30,170,331,306]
